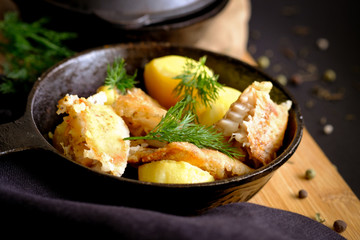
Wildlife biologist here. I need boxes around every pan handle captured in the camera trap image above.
[0,113,51,155]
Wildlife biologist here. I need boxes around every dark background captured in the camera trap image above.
[248,0,360,197]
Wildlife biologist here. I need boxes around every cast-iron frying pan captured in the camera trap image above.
[0,42,303,215]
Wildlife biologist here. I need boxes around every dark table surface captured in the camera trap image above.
[248,0,360,197]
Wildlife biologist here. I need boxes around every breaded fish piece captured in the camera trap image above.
[129,141,254,180]
[112,87,167,137]
[216,81,291,168]
[53,92,130,176]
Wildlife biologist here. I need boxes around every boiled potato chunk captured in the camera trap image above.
[96,85,118,105]
[144,55,213,109]
[196,86,241,126]
[144,55,241,126]
[138,160,215,184]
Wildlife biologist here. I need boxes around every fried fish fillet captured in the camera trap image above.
[53,92,130,176]
[128,141,254,180]
[215,81,291,168]
[112,87,167,137]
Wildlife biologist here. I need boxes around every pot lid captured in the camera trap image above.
[45,0,225,29]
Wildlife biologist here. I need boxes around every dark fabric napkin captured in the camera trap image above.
[0,149,345,240]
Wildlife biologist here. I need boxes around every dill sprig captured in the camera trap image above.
[104,57,138,94]
[125,98,242,159]
[173,56,223,115]
[315,213,326,223]
[0,12,76,94]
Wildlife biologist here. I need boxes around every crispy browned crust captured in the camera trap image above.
[53,93,130,176]
[112,88,167,136]
[245,89,290,166]
[129,141,253,180]
[216,81,291,168]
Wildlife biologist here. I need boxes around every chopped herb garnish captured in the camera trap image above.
[104,57,137,94]
[125,98,242,159]
[173,56,222,115]
[315,213,326,223]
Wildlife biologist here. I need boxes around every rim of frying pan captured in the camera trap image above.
[28,42,304,189]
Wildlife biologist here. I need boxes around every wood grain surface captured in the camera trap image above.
[240,50,360,240]
[249,129,360,239]
[194,3,360,238]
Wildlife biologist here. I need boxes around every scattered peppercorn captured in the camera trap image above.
[305,99,315,109]
[272,64,282,73]
[290,74,303,85]
[293,25,310,36]
[333,220,347,233]
[316,38,330,51]
[345,114,356,121]
[306,63,318,74]
[281,6,299,17]
[323,69,336,82]
[319,117,327,125]
[312,85,344,101]
[305,169,316,180]
[282,47,296,59]
[298,189,308,199]
[248,44,257,54]
[257,56,270,69]
[323,124,334,135]
[276,74,288,86]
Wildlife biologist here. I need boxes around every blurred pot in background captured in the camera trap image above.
[9,0,250,59]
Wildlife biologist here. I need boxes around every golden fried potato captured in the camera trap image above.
[53,92,130,176]
[129,141,253,180]
[112,87,167,137]
[138,160,215,184]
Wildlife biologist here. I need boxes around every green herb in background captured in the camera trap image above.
[0,12,77,94]
[104,57,138,94]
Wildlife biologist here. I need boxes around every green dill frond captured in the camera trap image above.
[125,98,242,159]
[104,57,138,94]
[173,56,223,115]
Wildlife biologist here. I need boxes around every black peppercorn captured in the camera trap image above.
[333,220,347,233]
[298,189,308,199]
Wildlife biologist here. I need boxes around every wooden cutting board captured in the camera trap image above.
[238,51,360,239]
[249,128,360,239]
[233,51,360,239]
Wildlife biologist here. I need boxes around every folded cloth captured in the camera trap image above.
[0,151,345,240]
